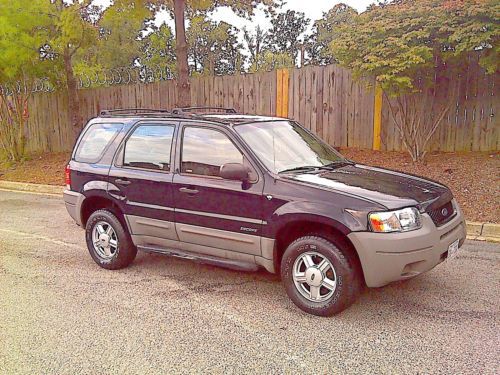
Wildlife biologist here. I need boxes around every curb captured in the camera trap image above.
[0,180,499,244]
[0,180,64,196]
[466,222,500,243]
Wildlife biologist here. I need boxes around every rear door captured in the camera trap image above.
[108,121,179,243]
[172,123,265,256]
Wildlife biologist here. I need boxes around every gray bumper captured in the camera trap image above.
[348,200,467,288]
[63,190,85,226]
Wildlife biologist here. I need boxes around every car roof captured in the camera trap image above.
[97,108,285,126]
[198,114,283,124]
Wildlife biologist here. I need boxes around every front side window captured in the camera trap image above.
[235,121,344,173]
[181,127,243,177]
[123,124,174,171]
[75,123,123,163]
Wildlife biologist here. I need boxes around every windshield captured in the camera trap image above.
[234,121,345,173]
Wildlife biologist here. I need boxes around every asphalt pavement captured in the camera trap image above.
[0,189,498,374]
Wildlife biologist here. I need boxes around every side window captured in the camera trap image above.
[74,123,123,163]
[181,127,243,177]
[123,124,175,171]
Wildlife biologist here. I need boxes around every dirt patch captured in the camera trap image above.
[0,153,69,186]
[0,150,498,223]
[341,149,499,224]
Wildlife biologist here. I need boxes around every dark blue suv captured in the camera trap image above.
[64,107,466,316]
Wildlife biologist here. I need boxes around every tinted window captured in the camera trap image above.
[181,127,243,177]
[75,123,123,162]
[124,124,174,171]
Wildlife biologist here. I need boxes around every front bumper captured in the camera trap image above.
[348,200,466,288]
[63,190,85,226]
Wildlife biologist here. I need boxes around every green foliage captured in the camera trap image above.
[0,0,55,161]
[329,0,499,95]
[328,0,499,162]
[187,16,243,75]
[306,3,357,65]
[248,51,294,73]
[266,9,310,61]
[140,24,176,73]
[243,25,267,66]
[0,0,54,84]
[97,0,152,69]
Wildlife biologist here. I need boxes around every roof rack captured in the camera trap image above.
[100,108,171,116]
[171,107,237,115]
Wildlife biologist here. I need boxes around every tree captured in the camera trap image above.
[0,0,55,161]
[45,1,98,138]
[329,0,499,162]
[140,24,176,76]
[267,9,310,64]
[188,16,243,75]
[306,3,357,65]
[97,0,152,69]
[152,0,279,107]
[248,51,294,73]
[243,25,268,70]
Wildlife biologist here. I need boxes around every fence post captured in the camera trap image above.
[372,84,383,150]
[276,69,283,117]
[276,69,290,118]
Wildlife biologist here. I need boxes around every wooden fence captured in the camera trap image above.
[23,62,498,153]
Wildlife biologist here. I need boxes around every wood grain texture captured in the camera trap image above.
[23,62,498,154]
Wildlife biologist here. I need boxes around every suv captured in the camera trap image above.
[64,107,466,316]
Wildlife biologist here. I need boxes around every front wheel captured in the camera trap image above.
[281,235,359,316]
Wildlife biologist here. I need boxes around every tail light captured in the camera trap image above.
[65,165,71,190]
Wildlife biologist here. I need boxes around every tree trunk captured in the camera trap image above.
[173,0,190,107]
[63,48,81,139]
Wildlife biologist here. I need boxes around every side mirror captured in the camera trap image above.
[220,163,250,182]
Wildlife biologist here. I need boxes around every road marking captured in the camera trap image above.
[0,228,84,250]
[0,227,309,367]
[0,188,61,198]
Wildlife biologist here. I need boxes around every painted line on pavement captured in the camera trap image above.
[0,228,84,250]
[0,188,61,198]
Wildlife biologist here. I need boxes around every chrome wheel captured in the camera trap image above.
[92,221,118,260]
[292,251,337,302]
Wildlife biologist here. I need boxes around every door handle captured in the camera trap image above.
[179,187,199,195]
[115,178,131,186]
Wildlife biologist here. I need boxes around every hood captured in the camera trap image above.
[285,164,451,211]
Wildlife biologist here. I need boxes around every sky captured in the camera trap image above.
[209,0,374,32]
[94,1,374,32]
[92,0,375,61]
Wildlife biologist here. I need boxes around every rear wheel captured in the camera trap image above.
[85,209,137,270]
[281,235,359,316]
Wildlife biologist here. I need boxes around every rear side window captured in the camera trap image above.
[123,124,175,171]
[74,123,123,163]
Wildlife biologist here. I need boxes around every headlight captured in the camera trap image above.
[369,207,422,233]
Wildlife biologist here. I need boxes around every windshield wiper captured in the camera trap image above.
[278,166,319,174]
[279,160,354,174]
[323,160,355,168]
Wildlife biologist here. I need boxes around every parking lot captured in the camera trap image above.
[0,189,498,374]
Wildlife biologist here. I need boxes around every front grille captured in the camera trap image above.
[427,200,455,227]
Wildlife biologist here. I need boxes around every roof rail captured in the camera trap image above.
[100,108,171,116]
[171,107,237,115]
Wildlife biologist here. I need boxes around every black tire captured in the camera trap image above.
[281,235,359,316]
[85,209,137,270]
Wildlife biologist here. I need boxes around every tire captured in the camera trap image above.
[281,235,359,316]
[85,209,137,270]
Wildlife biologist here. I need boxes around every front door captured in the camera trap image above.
[108,121,178,242]
[172,124,264,256]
